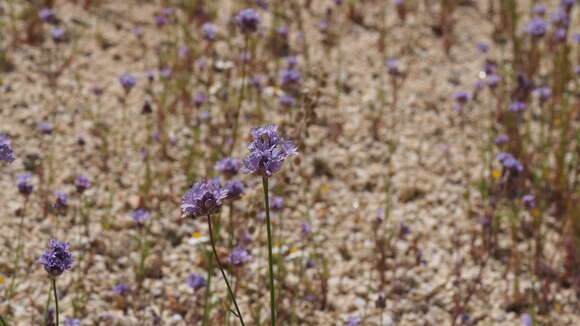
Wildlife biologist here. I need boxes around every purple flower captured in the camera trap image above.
[113,282,130,296]
[225,180,245,201]
[476,42,489,53]
[38,121,53,135]
[271,196,284,212]
[386,59,401,76]
[75,174,91,193]
[560,0,576,11]
[131,209,150,225]
[486,74,501,88]
[286,56,298,68]
[533,4,546,16]
[553,28,567,42]
[215,158,241,178]
[242,125,298,177]
[508,101,526,113]
[181,179,228,219]
[454,91,471,104]
[50,28,66,43]
[159,67,172,79]
[522,194,536,209]
[194,92,207,107]
[17,173,33,196]
[345,317,362,326]
[521,313,533,326]
[497,152,524,172]
[54,190,68,209]
[186,274,206,291]
[551,10,569,27]
[235,9,260,33]
[228,247,252,266]
[38,240,74,277]
[279,68,301,86]
[39,8,57,23]
[526,18,547,38]
[300,222,313,238]
[250,75,263,90]
[201,23,217,41]
[279,95,297,107]
[155,14,168,27]
[494,134,509,145]
[64,318,81,326]
[573,33,580,43]
[575,65,580,76]
[533,86,551,102]
[119,73,137,94]
[0,134,15,164]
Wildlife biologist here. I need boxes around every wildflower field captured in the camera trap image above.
[1,0,579,325]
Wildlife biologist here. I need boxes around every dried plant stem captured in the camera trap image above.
[207,215,245,326]
[262,177,277,326]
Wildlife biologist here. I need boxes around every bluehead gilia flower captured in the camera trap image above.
[181,179,228,218]
[38,240,74,277]
[242,125,298,177]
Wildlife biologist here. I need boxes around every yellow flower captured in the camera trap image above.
[0,276,5,285]
[192,232,203,238]
[491,170,501,179]
[289,248,300,254]
[320,185,331,194]
[532,209,541,218]
[554,118,561,126]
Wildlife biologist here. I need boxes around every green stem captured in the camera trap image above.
[228,36,249,155]
[262,177,276,326]
[52,278,59,326]
[207,215,245,326]
[202,249,213,326]
[0,315,8,326]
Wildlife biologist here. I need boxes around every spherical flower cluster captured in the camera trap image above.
[242,125,298,177]
[181,179,228,218]
[494,135,509,145]
[386,59,401,76]
[53,190,68,209]
[75,174,91,193]
[17,173,33,196]
[38,239,74,277]
[131,209,150,225]
[228,247,252,266]
[186,273,207,291]
[214,157,241,178]
[508,101,526,113]
[279,68,301,86]
[525,18,547,38]
[119,73,137,93]
[522,194,536,209]
[533,86,551,102]
[225,180,245,201]
[201,23,218,41]
[64,317,81,326]
[112,282,130,296]
[279,94,297,107]
[497,152,524,173]
[235,8,260,33]
[0,134,15,164]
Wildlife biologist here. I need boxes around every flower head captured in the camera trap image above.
[242,125,298,177]
[279,68,301,86]
[53,190,68,209]
[279,95,297,107]
[345,317,362,326]
[533,86,551,102]
[0,134,15,164]
[64,317,81,326]
[521,313,532,326]
[235,9,260,33]
[522,194,536,209]
[113,282,130,296]
[454,90,471,104]
[225,180,245,201]
[494,134,509,145]
[75,174,91,193]
[271,196,284,212]
[17,173,33,196]
[508,101,526,113]
[526,17,547,38]
[38,240,74,277]
[386,59,401,76]
[215,158,241,178]
[201,23,218,41]
[181,179,228,218]
[228,247,252,266]
[300,222,313,238]
[50,28,67,43]
[131,209,150,225]
[119,73,137,93]
[39,8,57,23]
[497,152,524,172]
[551,10,569,27]
[186,274,206,291]
[533,4,546,16]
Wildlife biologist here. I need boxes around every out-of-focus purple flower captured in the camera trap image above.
[202,23,218,41]
[38,121,53,135]
[242,125,298,177]
[476,42,489,53]
[181,179,228,219]
[526,17,547,38]
[560,0,576,11]
[239,232,253,247]
[279,95,297,107]
[300,222,313,238]
[522,194,536,209]
[0,134,15,164]
[486,74,500,88]
[250,75,262,90]
[279,68,301,86]
[178,46,190,57]
[17,173,33,196]
[196,58,207,71]
[319,21,329,32]
[113,282,130,296]
[497,152,524,172]
[131,209,150,225]
[575,65,580,76]
[215,158,241,178]
[386,59,401,76]
[508,101,526,113]
[483,61,497,74]
[225,180,245,201]
[533,4,546,16]
[38,239,74,277]
[75,174,91,194]
[228,247,252,266]
[159,68,172,79]
[399,222,411,236]
[63,317,81,326]
[454,91,471,104]
[271,196,284,212]
[553,28,568,42]
[155,14,168,27]
[573,33,580,43]
[286,56,298,68]
[53,190,68,209]
[494,135,509,145]
[345,317,362,326]
[521,313,533,326]
[277,27,289,38]
[39,8,57,23]
[235,8,260,33]
[119,73,137,94]
[186,273,207,291]
[533,86,551,102]
[194,92,207,107]
[50,28,66,43]
[551,10,569,27]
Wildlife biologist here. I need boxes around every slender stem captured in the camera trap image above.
[202,249,213,326]
[262,177,276,326]
[52,278,59,326]
[207,215,245,326]
[228,36,249,155]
